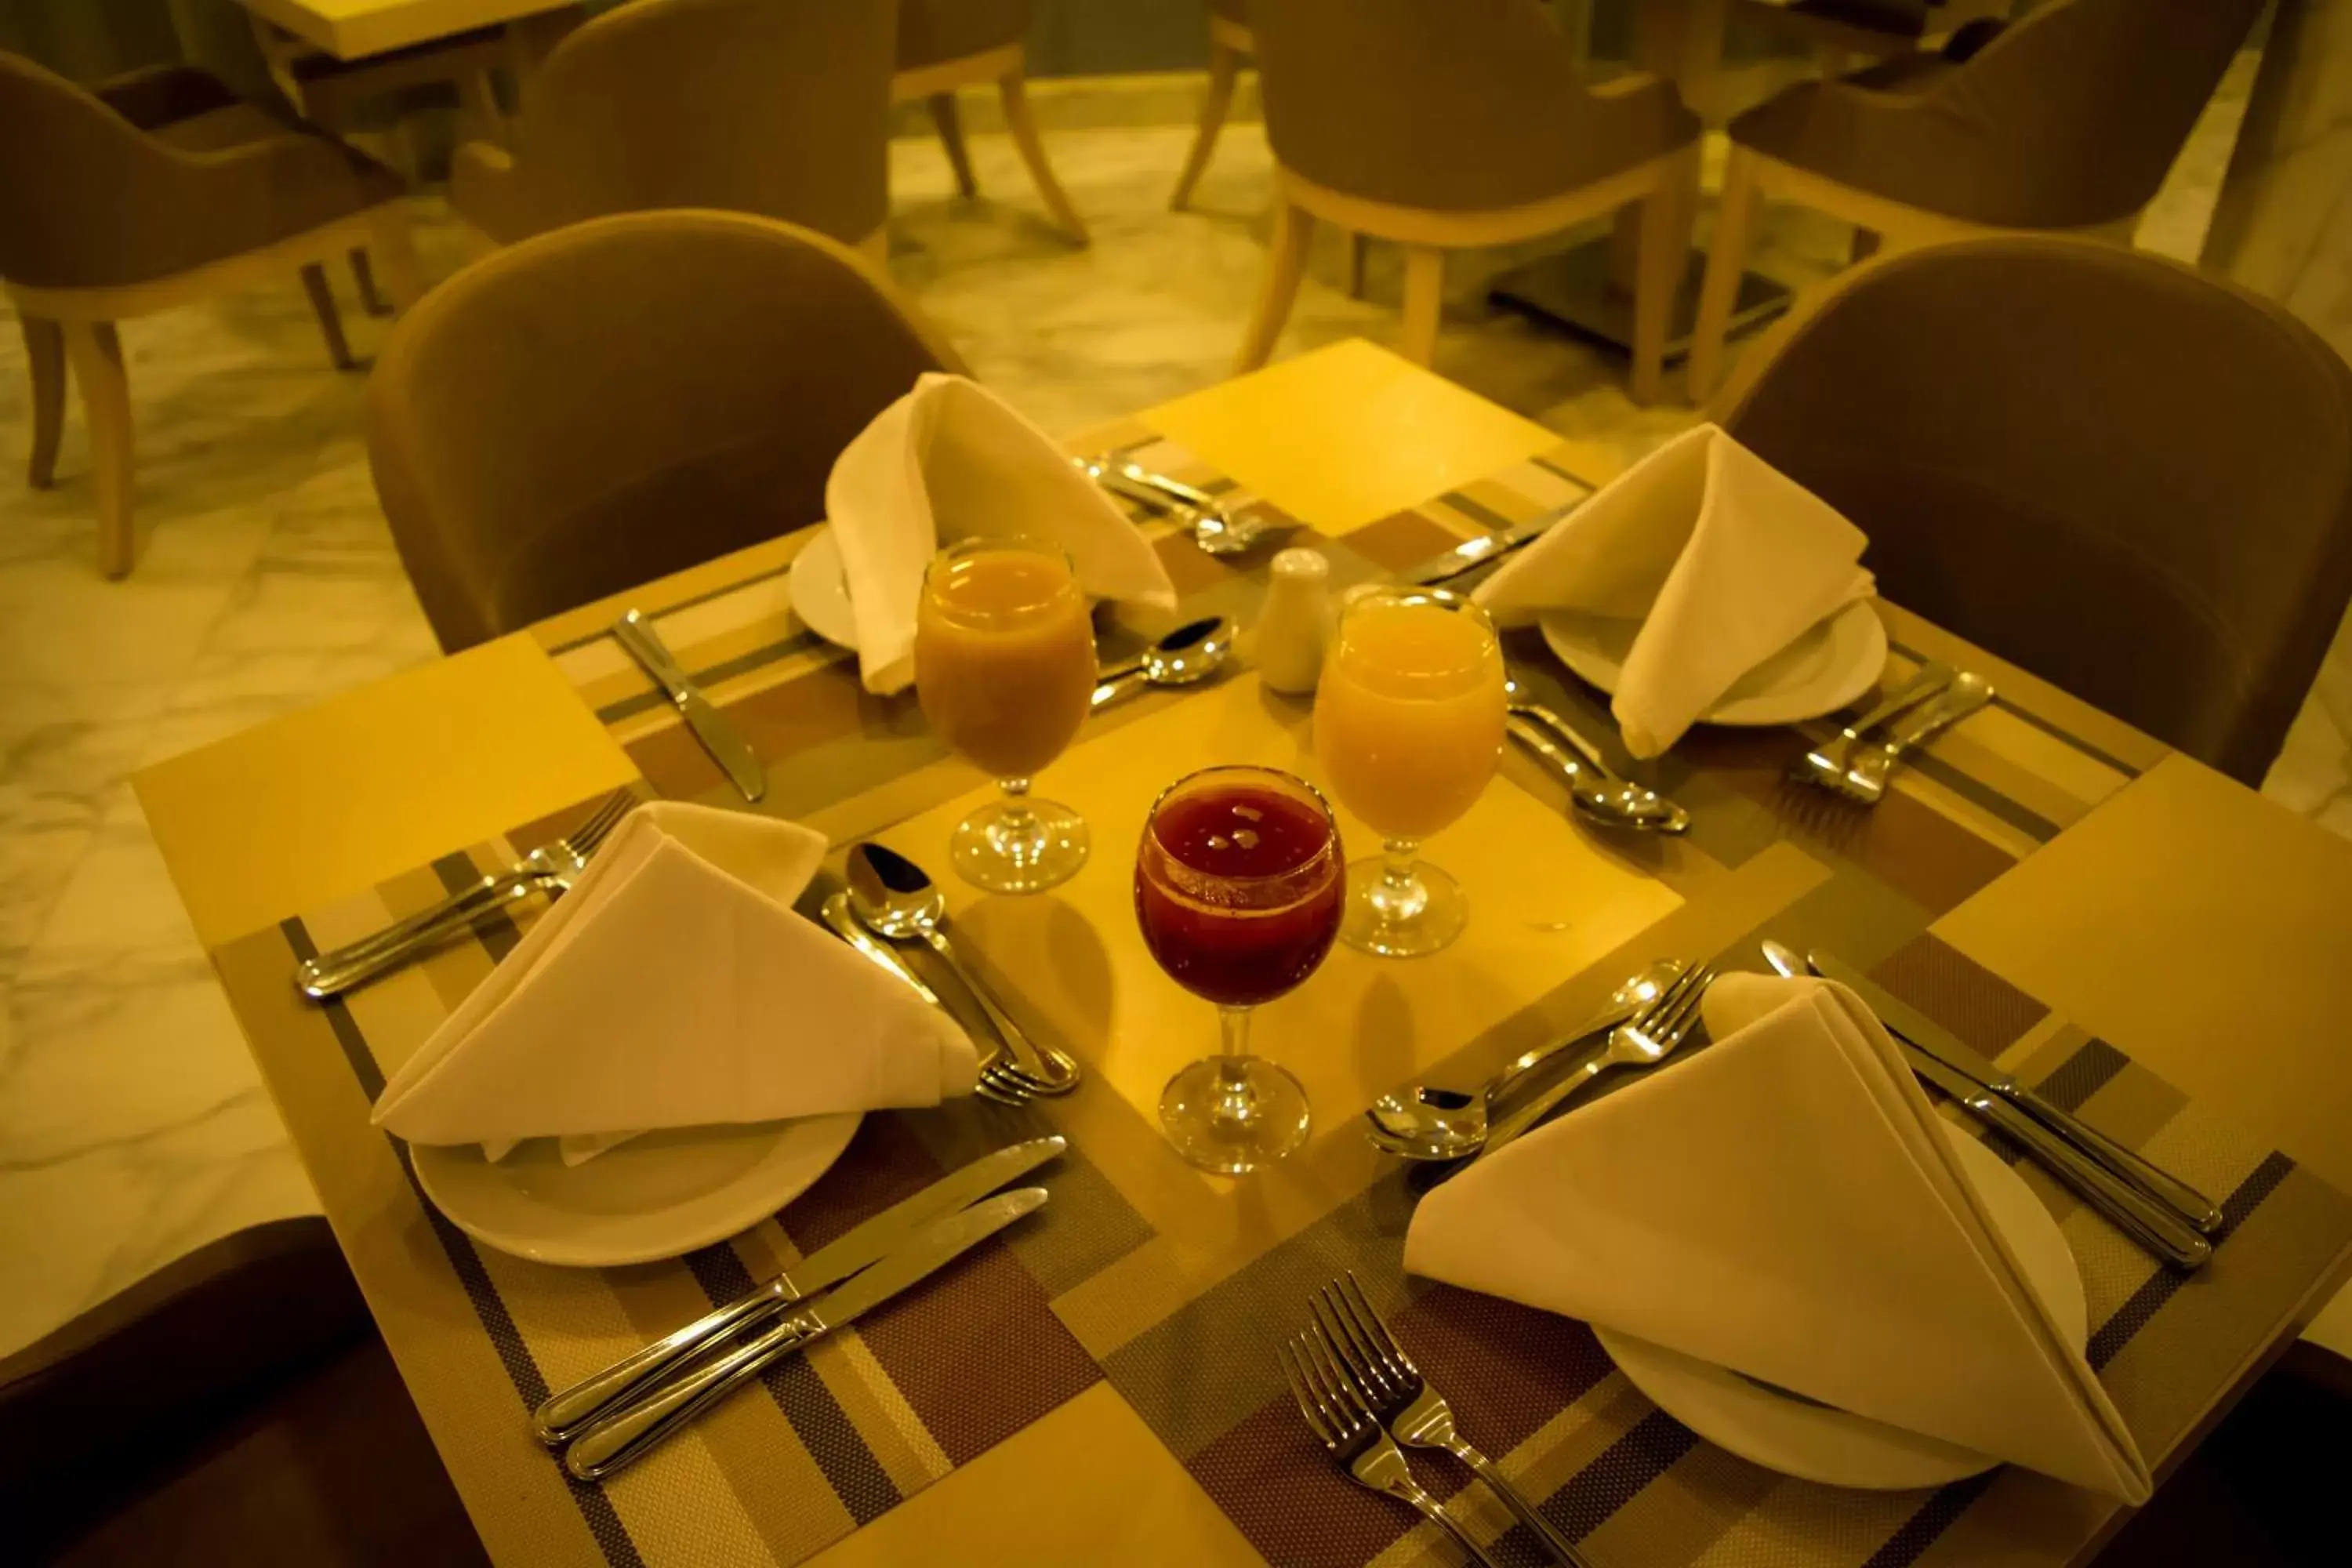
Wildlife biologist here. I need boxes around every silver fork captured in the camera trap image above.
[1788,663,1953,795]
[1318,1274,1593,1567]
[1282,1325,1505,1568]
[1471,962,1719,1162]
[818,894,1051,1106]
[1836,672,1994,804]
[296,789,637,999]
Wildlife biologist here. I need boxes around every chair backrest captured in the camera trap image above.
[369,211,968,652]
[1721,238,2352,786]
[507,0,895,244]
[0,53,202,288]
[1250,0,1666,212]
[1901,0,2264,227]
[895,0,1030,73]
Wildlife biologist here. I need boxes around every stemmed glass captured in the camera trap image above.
[1135,766,1345,1174]
[1313,586,1506,957]
[913,537,1098,894]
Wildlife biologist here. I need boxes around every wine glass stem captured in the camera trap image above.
[1381,838,1421,893]
[1216,1006,1259,1128]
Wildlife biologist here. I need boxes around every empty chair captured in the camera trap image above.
[451,0,895,256]
[896,0,1088,243]
[1689,0,2266,398]
[0,53,419,577]
[370,211,967,651]
[1719,238,2352,786]
[1170,0,1253,210]
[1240,0,1699,401]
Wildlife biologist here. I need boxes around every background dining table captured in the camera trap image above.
[137,338,2352,1568]
[235,0,579,67]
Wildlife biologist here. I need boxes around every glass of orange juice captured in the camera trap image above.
[914,537,1098,893]
[1313,586,1505,956]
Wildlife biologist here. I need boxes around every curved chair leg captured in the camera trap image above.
[456,68,508,148]
[1345,230,1369,300]
[1169,37,1242,210]
[350,246,390,317]
[22,314,65,489]
[1688,146,1763,402]
[998,71,1088,245]
[1399,246,1446,367]
[365,204,427,314]
[1849,227,1881,264]
[61,321,135,578]
[1237,201,1314,372]
[927,93,979,198]
[300,263,358,371]
[1628,157,1695,407]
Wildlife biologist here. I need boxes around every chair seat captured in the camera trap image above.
[151,101,302,153]
[1787,0,1931,38]
[289,25,510,84]
[895,0,1029,73]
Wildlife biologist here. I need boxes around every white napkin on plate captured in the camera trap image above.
[824,372,1178,695]
[1403,972,2150,1501]
[371,802,978,1160]
[1472,423,1875,758]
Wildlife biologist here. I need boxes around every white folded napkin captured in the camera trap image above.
[371,802,978,1160]
[1403,973,2150,1501]
[824,372,1178,694]
[1472,423,1875,757]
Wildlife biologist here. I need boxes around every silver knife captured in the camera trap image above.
[612,608,766,803]
[532,1138,1062,1443]
[564,1188,1048,1479]
[1809,952,2221,1235]
[1407,499,1583,587]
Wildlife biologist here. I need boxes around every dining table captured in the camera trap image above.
[235,0,578,67]
[136,336,2352,1568]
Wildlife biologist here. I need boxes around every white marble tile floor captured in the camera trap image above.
[0,100,2346,1360]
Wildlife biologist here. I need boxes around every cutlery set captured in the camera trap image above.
[1284,1273,1592,1566]
[538,1135,1064,1479]
[1078,455,1270,557]
[1786,662,1994,806]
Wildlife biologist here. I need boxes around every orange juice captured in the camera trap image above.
[1314,596,1505,840]
[915,544,1097,779]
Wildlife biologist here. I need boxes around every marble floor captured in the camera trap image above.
[2,88,2347,1361]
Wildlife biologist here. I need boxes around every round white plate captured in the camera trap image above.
[1539,600,1887,728]
[1596,1126,2088,1491]
[412,1113,862,1268]
[789,525,860,650]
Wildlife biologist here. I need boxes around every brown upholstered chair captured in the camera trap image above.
[1689,0,2266,398]
[451,0,896,256]
[370,210,968,652]
[1,53,419,578]
[1240,0,1700,401]
[1718,238,2352,787]
[896,0,1087,243]
[1170,0,1253,211]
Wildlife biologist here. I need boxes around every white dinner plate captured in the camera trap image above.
[412,1113,862,1268]
[1539,600,1887,728]
[1596,1125,2089,1491]
[789,524,860,650]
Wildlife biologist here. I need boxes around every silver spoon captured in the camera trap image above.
[844,844,1078,1093]
[1092,616,1235,710]
[818,893,1035,1105]
[1504,701,1691,834]
[1076,459,1269,557]
[1364,960,1684,1160]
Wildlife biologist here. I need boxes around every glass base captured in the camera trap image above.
[1158,1055,1311,1175]
[1339,855,1467,957]
[950,796,1089,895]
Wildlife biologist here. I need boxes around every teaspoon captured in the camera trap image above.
[1092,616,1235,710]
[1505,701,1691,834]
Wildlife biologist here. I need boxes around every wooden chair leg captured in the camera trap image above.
[1345,230,1369,300]
[1688,147,1763,402]
[350,246,390,316]
[365,204,427,314]
[22,314,65,489]
[1850,227,1882,264]
[1169,37,1242,210]
[1236,201,1314,372]
[1399,245,1445,367]
[1628,158,1694,406]
[927,93,978,198]
[60,321,135,578]
[456,67,508,149]
[997,71,1088,245]
[300,263,358,371]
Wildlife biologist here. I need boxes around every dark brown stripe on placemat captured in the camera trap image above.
[1871,936,2051,1056]
[279,920,650,1568]
[1531,456,1590,486]
[594,630,829,725]
[1905,754,2060,844]
[548,565,795,655]
[433,853,522,962]
[681,1243,902,1525]
[1440,488,1518,533]
[1539,1407,1700,1542]
[2033,1039,2132,1114]
[1886,641,2144,780]
[2085,1152,2298,1370]
[1857,1469,1998,1568]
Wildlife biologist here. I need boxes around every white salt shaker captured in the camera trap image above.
[1254,546,1334,695]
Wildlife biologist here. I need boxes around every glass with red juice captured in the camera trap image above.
[1136,765,1343,1173]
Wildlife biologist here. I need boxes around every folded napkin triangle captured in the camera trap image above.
[372,803,978,1152]
[826,372,1177,694]
[1404,974,2150,1501]
[1474,423,1875,757]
